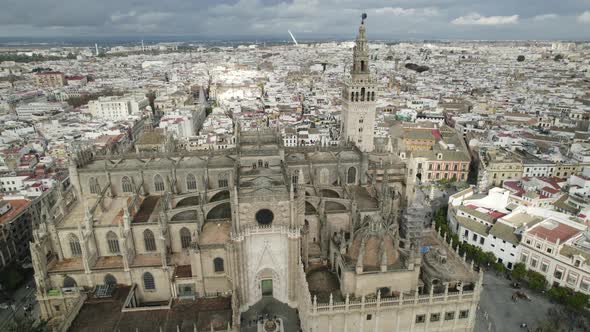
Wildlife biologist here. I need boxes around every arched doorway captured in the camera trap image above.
[255,268,281,301]
[347,167,357,184]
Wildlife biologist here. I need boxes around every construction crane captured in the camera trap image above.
[288,30,298,46]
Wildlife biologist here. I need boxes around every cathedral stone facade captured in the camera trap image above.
[30,16,481,332]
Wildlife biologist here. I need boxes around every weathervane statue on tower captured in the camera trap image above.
[361,12,367,24]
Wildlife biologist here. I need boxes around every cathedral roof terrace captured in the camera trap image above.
[421,230,476,284]
[69,285,232,332]
[48,257,83,273]
[132,195,160,223]
[200,221,232,246]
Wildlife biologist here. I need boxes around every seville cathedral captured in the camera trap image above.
[30,16,482,332]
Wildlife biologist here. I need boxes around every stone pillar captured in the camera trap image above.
[47,220,64,260]
[68,157,81,200]
[288,236,299,304]
[360,152,369,185]
[230,186,240,233]
[106,170,115,197]
[238,239,249,305]
[190,246,205,295]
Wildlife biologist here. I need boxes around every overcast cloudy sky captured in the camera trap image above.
[1,0,589,40]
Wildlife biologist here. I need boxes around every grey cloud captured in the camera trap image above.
[0,0,588,39]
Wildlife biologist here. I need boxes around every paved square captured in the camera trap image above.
[476,272,553,331]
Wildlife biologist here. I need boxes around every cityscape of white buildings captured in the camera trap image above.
[0,34,589,330]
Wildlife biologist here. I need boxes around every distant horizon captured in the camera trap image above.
[0,34,588,48]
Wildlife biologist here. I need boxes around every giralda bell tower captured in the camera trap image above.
[341,13,377,152]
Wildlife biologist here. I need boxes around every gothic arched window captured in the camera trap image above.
[355,92,359,102]
[63,276,76,288]
[121,176,133,193]
[69,233,82,257]
[361,87,365,102]
[218,173,228,188]
[292,173,299,184]
[360,60,365,72]
[143,229,156,252]
[104,274,117,285]
[89,177,99,194]
[350,92,354,101]
[143,272,155,290]
[347,167,357,184]
[186,173,197,191]
[213,257,224,272]
[106,231,120,254]
[371,91,375,101]
[180,227,191,249]
[154,174,165,192]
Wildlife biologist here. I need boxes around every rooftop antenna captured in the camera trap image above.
[288,30,298,46]
[141,40,144,52]
[95,43,98,56]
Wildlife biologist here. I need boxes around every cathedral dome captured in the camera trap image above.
[345,214,400,271]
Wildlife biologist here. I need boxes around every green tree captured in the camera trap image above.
[0,265,24,290]
[493,262,506,274]
[549,286,590,311]
[547,286,570,304]
[526,270,547,291]
[566,291,589,311]
[7,315,49,332]
[511,263,527,281]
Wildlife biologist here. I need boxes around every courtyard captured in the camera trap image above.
[476,271,554,332]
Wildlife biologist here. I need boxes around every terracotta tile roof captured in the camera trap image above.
[528,219,582,244]
[0,199,30,225]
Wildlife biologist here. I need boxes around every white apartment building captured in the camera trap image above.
[448,187,562,269]
[568,172,590,197]
[88,94,148,120]
[16,102,67,120]
[283,128,298,147]
[520,217,590,294]
[159,110,197,138]
[449,188,523,268]
[0,176,30,192]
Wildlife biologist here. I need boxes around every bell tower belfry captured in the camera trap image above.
[341,13,377,152]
